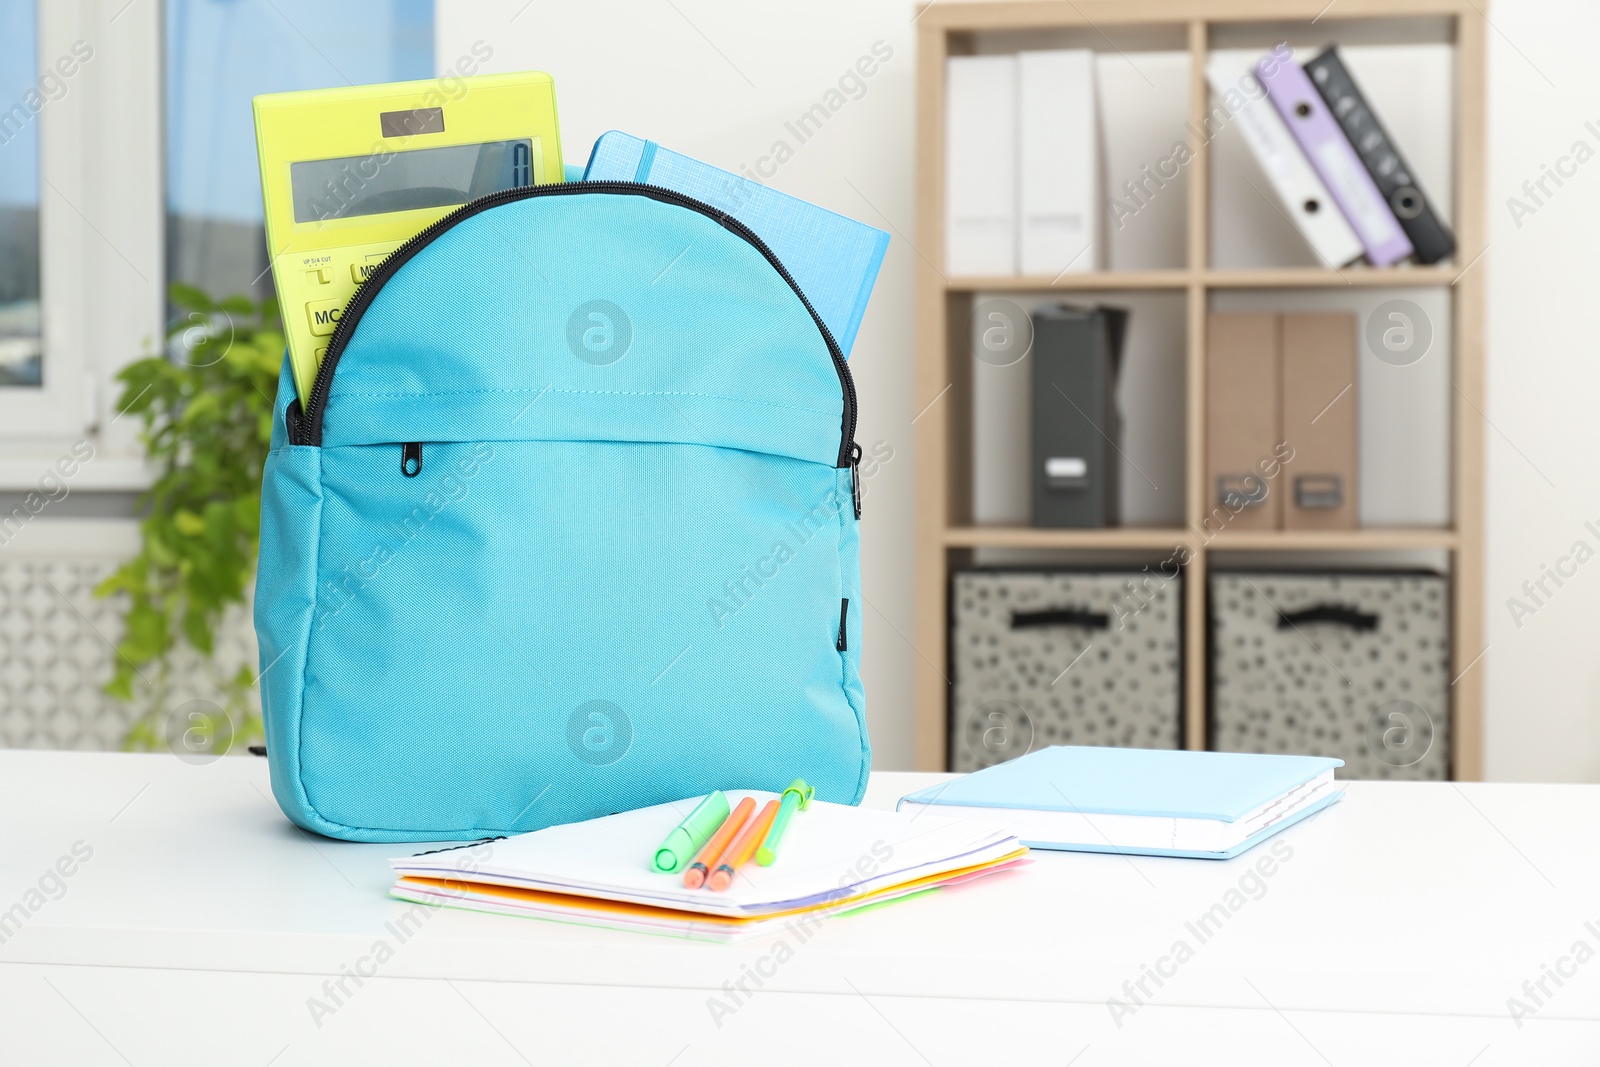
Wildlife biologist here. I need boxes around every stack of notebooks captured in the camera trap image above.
[391,791,1027,943]
[899,746,1343,860]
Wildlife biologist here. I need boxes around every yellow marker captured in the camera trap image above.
[253,72,564,406]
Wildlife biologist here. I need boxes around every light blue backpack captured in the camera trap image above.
[254,182,870,842]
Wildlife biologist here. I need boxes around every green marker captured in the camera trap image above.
[653,791,731,873]
[756,778,813,866]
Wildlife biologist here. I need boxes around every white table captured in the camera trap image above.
[2,751,1597,1065]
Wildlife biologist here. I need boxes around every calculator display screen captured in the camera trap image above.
[291,138,535,223]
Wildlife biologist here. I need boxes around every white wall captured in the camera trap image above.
[439,0,1600,780]
[1483,0,1600,781]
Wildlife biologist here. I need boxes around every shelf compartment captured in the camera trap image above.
[946,270,1191,291]
[945,525,1457,551]
[944,266,1463,292]
[1204,266,1461,288]
[944,526,1193,549]
[1203,528,1458,551]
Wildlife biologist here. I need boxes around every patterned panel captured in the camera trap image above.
[0,555,258,751]
[1210,572,1451,780]
[950,569,1183,772]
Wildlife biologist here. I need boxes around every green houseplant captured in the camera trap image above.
[98,284,283,752]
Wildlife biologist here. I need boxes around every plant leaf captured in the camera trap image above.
[98,283,275,754]
[168,282,217,312]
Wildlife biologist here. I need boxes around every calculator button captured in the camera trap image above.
[306,300,343,336]
[351,262,376,284]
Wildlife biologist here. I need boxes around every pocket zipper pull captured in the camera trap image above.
[849,441,863,519]
[401,442,423,477]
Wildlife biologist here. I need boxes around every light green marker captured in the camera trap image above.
[653,790,731,873]
[756,778,814,866]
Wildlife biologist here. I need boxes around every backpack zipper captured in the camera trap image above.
[401,442,422,477]
[849,441,863,520]
[288,180,859,471]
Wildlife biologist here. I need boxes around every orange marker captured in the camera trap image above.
[683,796,755,889]
[709,799,780,892]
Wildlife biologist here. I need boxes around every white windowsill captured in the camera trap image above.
[0,453,154,493]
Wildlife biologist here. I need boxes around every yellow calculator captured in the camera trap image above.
[253,72,563,404]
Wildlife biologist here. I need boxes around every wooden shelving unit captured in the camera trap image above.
[913,0,1485,775]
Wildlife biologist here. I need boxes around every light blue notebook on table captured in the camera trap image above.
[582,131,889,357]
[898,746,1344,860]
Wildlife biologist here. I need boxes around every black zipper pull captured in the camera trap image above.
[849,441,863,519]
[836,598,849,652]
[401,442,423,477]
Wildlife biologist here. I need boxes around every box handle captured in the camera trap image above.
[1276,604,1378,632]
[1294,474,1344,509]
[1011,608,1110,631]
[1044,456,1090,490]
[1216,473,1268,509]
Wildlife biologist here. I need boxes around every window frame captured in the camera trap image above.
[0,0,163,489]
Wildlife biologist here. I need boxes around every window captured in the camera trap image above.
[0,0,41,389]
[0,0,149,459]
[165,0,435,304]
[0,0,434,479]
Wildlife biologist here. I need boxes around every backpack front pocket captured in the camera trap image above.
[267,437,865,839]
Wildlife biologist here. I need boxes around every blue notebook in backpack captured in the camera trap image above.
[255,182,874,842]
[582,132,889,357]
